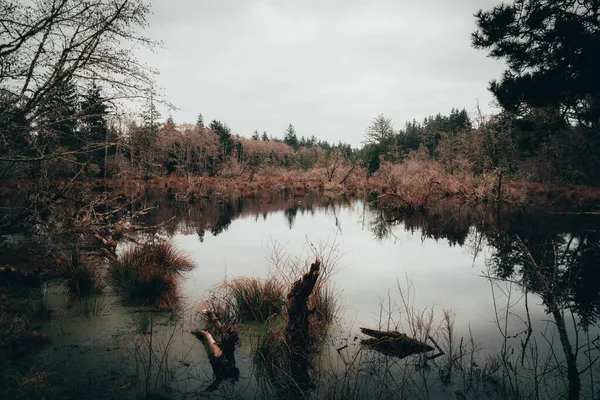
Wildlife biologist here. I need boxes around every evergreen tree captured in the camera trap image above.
[141,91,161,134]
[0,91,30,176]
[80,82,109,176]
[251,130,260,140]
[472,0,600,128]
[283,123,299,150]
[196,113,204,128]
[135,95,162,178]
[165,115,175,130]
[261,131,269,141]
[37,76,79,152]
[210,120,235,160]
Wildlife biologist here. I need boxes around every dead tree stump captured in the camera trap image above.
[192,309,239,391]
[285,258,321,390]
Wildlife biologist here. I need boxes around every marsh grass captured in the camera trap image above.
[310,274,600,400]
[225,277,286,322]
[67,261,104,298]
[127,311,189,400]
[76,296,114,317]
[309,282,341,339]
[108,241,195,309]
[55,252,105,298]
[252,317,290,385]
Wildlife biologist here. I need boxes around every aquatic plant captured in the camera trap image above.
[224,277,286,322]
[53,249,105,298]
[309,282,341,337]
[252,317,290,387]
[67,261,104,298]
[107,241,195,309]
[76,296,113,317]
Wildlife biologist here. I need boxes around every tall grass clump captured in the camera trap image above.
[309,282,341,338]
[56,252,105,298]
[224,277,286,322]
[252,317,291,389]
[107,241,195,309]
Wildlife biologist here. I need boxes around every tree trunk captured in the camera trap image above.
[285,259,321,389]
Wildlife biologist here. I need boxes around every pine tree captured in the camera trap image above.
[141,92,161,134]
[210,120,234,160]
[251,130,260,140]
[261,131,269,141]
[283,124,299,150]
[165,115,175,130]
[80,82,109,176]
[38,76,79,152]
[196,113,204,128]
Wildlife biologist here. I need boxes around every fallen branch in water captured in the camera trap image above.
[359,327,437,359]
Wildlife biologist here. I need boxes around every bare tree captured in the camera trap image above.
[365,114,395,146]
[0,0,158,166]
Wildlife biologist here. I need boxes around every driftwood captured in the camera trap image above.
[285,258,321,390]
[360,327,439,359]
[191,309,239,391]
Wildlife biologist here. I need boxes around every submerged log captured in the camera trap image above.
[191,309,239,391]
[360,327,434,359]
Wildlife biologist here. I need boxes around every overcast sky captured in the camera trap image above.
[139,0,505,147]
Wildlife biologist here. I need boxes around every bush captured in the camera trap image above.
[67,262,104,298]
[55,252,104,298]
[107,241,195,309]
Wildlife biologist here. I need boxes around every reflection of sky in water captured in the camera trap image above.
[176,200,570,354]
[32,198,599,399]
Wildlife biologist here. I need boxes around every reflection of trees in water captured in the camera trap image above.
[285,199,340,230]
[487,214,600,329]
[376,204,600,328]
[132,190,348,238]
[369,202,476,246]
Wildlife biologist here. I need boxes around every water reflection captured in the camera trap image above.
[7,188,599,399]
[369,201,600,329]
[132,188,349,237]
[133,188,600,330]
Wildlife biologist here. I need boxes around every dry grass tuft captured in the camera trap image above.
[220,277,286,323]
[107,241,195,309]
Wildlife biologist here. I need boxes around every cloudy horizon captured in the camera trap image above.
[139,0,505,147]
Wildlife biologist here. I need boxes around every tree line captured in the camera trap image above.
[1,0,599,186]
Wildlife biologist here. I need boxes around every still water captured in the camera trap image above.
[177,200,533,350]
[33,194,600,399]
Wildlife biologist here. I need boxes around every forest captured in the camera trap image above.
[1,1,600,400]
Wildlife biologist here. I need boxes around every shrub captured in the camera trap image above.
[67,262,104,298]
[55,252,104,298]
[107,241,195,309]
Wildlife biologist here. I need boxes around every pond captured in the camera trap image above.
[23,192,600,399]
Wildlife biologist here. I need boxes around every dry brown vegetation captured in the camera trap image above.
[107,241,196,309]
[4,155,600,217]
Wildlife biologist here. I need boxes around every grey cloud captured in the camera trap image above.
[141,0,505,146]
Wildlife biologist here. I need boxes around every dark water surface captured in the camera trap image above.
[22,192,600,399]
